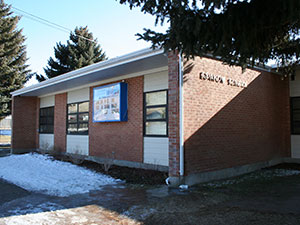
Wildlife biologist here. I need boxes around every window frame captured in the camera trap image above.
[66,101,89,135]
[143,89,168,137]
[291,97,300,134]
[39,106,54,134]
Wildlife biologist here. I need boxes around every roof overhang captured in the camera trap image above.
[12,48,167,97]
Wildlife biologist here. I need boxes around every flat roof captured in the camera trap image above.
[12,48,167,97]
[12,47,279,97]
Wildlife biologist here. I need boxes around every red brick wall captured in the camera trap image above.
[183,57,290,175]
[54,93,67,152]
[12,96,39,150]
[89,77,143,162]
[168,51,181,176]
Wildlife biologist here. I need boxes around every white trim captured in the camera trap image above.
[12,48,164,96]
[39,95,55,108]
[179,53,184,176]
[38,66,168,98]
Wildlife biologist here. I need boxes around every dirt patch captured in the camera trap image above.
[51,154,168,185]
[81,161,168,185]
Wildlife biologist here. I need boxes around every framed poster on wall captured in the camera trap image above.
[93,82,128,122]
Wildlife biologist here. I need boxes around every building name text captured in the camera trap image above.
[199,72,247,88]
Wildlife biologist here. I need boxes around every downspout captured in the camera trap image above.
[179,52,184,177]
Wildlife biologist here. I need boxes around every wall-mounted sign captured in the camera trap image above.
[93,82,128,122]
[199,72,247,88]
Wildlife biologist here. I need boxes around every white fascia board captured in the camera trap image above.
[39,66,168,98]
[12,48,164,97]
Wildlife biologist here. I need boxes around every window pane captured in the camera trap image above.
[146,107,166,120]
[47,117,54,124]
[79,102,89,112]
[40,125,53,133]
[78,113,89,122]
[293,99,300,110]
[68,104,77,113]
[48,107,54,116]
[48,125,53,133]
[68,114,77,123]
[40,107,54,133]
[293,111,300,121]
[40,125,47,133]
[68,124,77,133]
[146,91,167,106]
[40,109,45,116]
[293,121,300,134]
[145,121,167,135]
[78,123,88,134]
[40,117,47,124]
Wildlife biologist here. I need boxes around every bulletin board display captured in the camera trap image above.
[93,82,128,122]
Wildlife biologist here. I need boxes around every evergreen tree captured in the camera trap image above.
[0,0,30,120]
[37,26,107,81]
[120,0,300,74]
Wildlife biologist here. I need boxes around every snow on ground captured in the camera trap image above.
[0,153,120,197]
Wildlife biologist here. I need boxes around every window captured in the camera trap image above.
[144,90,168,136]
[39,107,54,134]
[67,101,89,135]
[291,97,300,134]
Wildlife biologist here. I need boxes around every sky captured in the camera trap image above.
[5,0,168,86]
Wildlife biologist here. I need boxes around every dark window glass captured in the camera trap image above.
[67,101,89,135]
[144,90,168,137]
[291,98,300,134]
[39,107,54,134]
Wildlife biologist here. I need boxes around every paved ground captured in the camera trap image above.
[1,167,300,224]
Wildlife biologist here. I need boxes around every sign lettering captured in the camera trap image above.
[199,72,247,88]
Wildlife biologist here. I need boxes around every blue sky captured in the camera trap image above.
[5,0,167,85]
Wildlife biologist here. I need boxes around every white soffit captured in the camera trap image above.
[12,48,167,97]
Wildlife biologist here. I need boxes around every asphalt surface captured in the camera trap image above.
[1,161,300,224]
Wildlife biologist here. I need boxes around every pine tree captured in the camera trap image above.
[0,0,30,120]
[37,26,107,81]
[120,0,300,74]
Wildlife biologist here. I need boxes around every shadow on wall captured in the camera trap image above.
[182,61,290,175]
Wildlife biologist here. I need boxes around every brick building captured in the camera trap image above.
[11,48,297,186]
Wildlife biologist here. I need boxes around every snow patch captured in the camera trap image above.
[0,153,120,196]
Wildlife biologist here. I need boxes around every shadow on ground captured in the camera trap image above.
[1,167,300,224]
